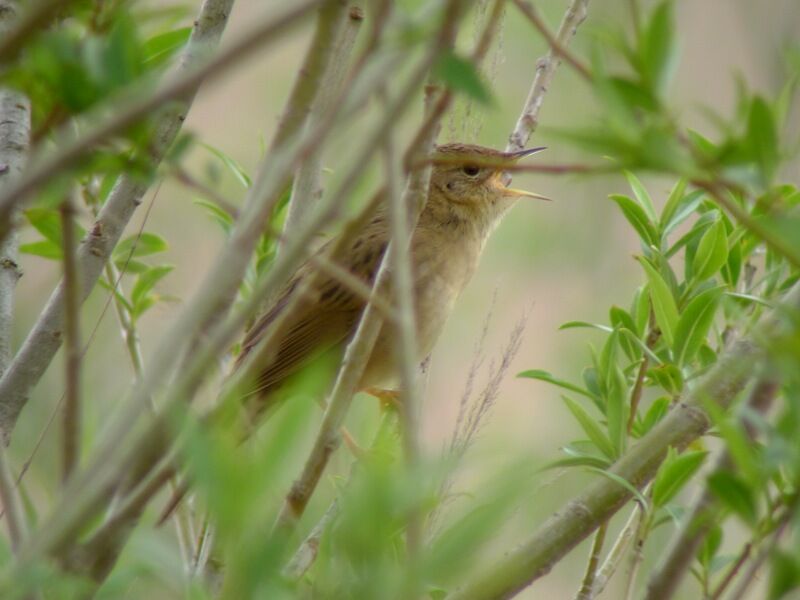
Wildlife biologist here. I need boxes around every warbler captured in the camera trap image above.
[235,143,547,414]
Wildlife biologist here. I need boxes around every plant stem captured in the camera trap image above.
[280,2,364,250]
[59,198,81,483]
[511,0,592,81]
[573,522,607,600]
[506,0,590,154]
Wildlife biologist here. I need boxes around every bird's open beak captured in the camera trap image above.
[502,146,547,160]
[500,187,552,201]
[494,146,551,201]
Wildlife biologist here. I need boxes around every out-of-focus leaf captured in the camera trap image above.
[769,551,800,600]
[649,363,683,395]
[692,218,728,281]
[652,448,707,507]
[19,240,62,259]
[697,524,723,568]
[113,232,168,260]
[746,96,779,184]
[606,365,629,455]
[143,27,191,67]
[202,143,252,188]
[639,396,671,435]
[610,194,658,246]
[433,50,493,105]
[561,396,616,459]
[518,370,596,400]
[24,208,62,244]
[707,471,758,526]
[131,265,174,310]
[193,198,235,233]
[673,287,723,367]
[640,1,677,96]
[638,257,679,346]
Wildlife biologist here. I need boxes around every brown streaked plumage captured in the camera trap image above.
[235,143,547,417]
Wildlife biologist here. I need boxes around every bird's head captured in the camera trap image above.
[427,143,548,228]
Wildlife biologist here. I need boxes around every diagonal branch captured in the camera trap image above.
[0,0,239,443]
[506,0,590,154]
[447,283,800,600]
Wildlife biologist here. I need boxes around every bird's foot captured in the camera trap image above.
[363,387,402,412]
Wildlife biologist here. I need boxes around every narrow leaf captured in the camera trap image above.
[638,257,679,346]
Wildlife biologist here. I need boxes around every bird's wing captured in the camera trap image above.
[236,222,389,399]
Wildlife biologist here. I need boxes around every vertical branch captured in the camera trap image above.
[280,4,364,249]
[59,198,81,482]
[272,0,463,534]
[0,1,32,550]
[573,522,607,600]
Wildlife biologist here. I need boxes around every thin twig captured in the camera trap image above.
[272,0,463,534]
[709,542,751,600]
[0,0,67,63]
[171,166,239,219]
[590,504,641,597]
[511,0,592,81]
[0,444,24,554]
[573,522,607,600]
[506,0,590,154]
[59,198,81,482]
[280,2,364,250]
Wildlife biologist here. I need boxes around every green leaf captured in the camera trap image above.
[561,396,616,460]
[648,363,683,395]
[559,321,614,333]
[95,15,143,90]
[518,370,596,400]
[143,27,191,67]
[746,96,779,184]
[637,257,679,346]
[24,208,62,244]
[19,240,61,259]
[659,179,687,229]
[707,471,758,526]
[433,50,493,105]
[652,449,707,507]
[114,232,168,261]
[640,1,677,96]
[610,194,658,246]
[131,265,174,310]
[692,218,728,281]
[586,466,649,508]
[541,455,611,471]
[202,143,252,188]
[672,287,723,367]
[606,365,629,455]
[193,198,234,232]
[640,396,671,434]
[624,171,658,222]
[662,188,704,236]
[697,524,722,568]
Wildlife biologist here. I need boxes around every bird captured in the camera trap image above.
[233,143,547,420]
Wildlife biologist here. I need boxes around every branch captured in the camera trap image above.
[447,284,800,600]
[59,198,81,482]
[0,0,239,443]
[272,0,463,533]
[0,0,65,64]
[643,378,780,600]
[0,0,30,553]
[573,522,607,600]
[280,3,364,249]
[506,0,590,153]
[511,0,592,81]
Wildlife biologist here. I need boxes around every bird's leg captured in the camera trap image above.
[362,387,402,412]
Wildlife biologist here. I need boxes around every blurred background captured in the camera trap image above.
[8,0,800,597]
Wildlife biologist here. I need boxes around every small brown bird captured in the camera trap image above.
[235,143,547,416]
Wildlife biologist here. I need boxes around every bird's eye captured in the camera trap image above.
[462,165,481,177]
